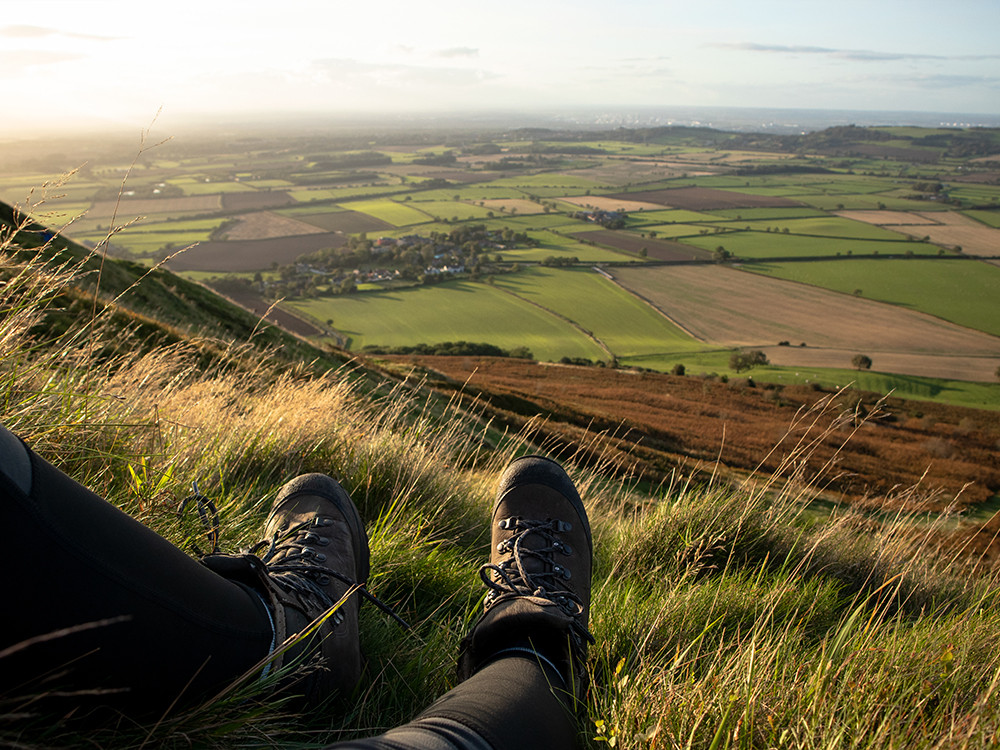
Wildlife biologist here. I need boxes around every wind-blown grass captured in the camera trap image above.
[3,223,1000,749]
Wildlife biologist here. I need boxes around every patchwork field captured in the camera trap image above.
[277,209,394,233]
[860,211,1000,257]
[570,229,711,261]
[607,187,803,210]
[742,258,1000,337]
[560,195,667,212]
[165,233,346,272]
[221,211,326,240]
[89,195,221,218]
[287,281,608,362]
[612,264,1000,380]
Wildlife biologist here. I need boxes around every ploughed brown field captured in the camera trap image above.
[293,210,394,234]
[604,187,803,210]
[165,232,345,271]
[571,229,712,261]
[221,191,295,211]
[381,356,1000,513]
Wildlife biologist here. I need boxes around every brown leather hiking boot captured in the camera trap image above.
[202,473,368,705]
[458,455,594,702]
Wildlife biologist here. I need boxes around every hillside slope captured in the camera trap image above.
[5,206,1000,749]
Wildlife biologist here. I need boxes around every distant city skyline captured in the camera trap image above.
[2,0,998,135]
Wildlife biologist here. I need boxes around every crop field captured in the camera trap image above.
[572,229,710,261]
[492,266,701,357]
[221,211,326,240]
[560,195,666,212]
[837,210,941,226]
[607,187,803,210]
[611,264,1000,380]
[682,231,939,259]
[287,281,608,362]
[220,191,294,211]
[342,199,430,227]
[275,209,393,233]
[165,233,346,272]
[857,211,1000,257]
[467,199,543,215]
[167,178,255,196]
[89,195,221,218]
[742,258,1000,336]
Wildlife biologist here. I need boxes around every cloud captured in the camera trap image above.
[0,24,119,41]
[713,42,1000,63]
[435,47,478,58]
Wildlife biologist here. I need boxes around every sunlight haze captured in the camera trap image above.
[2,0,999,134]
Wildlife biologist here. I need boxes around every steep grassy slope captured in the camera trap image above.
[4,209,1000,749]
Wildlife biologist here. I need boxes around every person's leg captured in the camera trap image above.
[0,425,367,718]
[327,456,592,750]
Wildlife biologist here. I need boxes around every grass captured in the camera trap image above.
[493,267,701,358]
[682,232,940,259]
[5,218,1000,749]
[342,199,431,227]
[287,279,608,362]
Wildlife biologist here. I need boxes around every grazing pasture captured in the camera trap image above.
[343,199,430,227]
[560,195,667,212]
[682,231,939,259]
[492,266,701,357]
[288,281,608,362]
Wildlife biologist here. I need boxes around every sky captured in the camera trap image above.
[2,0,999,135]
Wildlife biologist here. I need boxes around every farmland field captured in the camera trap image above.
[344,199,431,227]
[492,266,701,357]
[165,233,346,272]
[276,209,393,233]
[287,281,608,362]
[611,264,1000,380]
[607,187,803,210]
[681,231,939,259]
[741,258,1000,337]
[847,211,1000,258]
[570,229,710,261]
[964,209,1000,228]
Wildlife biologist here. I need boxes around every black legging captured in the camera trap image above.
[0,426,579,749]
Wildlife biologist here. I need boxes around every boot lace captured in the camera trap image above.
[181,486,409,629]
[480,516,593,642]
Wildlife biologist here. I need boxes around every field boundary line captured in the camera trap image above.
[600,271,707,343]
[490,283,616,361]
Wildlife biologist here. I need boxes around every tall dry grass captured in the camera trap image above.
[3,225,1000,749]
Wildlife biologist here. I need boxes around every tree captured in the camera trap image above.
[851,354,873,371]
[730,349,769,373]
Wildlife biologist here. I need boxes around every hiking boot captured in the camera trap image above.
[201,473,369,705]
[458,455,594,701]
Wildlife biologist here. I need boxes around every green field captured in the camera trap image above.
[705,216,909,240]
[742,258,1000,336]
[287,281,608,362]
[683,231,940,259]
[338,199,430,226]
[493,267,701,357]
[964,209,1000,228]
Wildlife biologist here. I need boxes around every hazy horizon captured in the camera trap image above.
[3,0,999,138]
